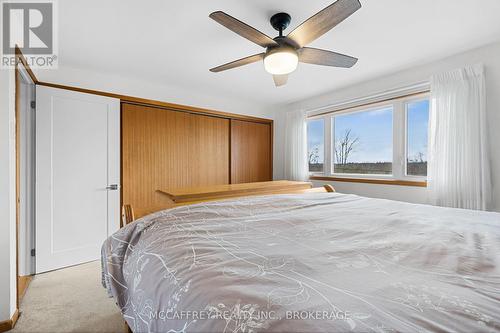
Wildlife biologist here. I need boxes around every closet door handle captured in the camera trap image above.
[106,184,119,190]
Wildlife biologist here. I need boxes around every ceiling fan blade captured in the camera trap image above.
[299,47,358,68]
[287,0,361,48]
[273,74,288,87]
[210,11,279,48]
[210,53,264,73]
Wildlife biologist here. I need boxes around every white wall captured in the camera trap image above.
[311,180,428,205]
[33,66,276,120]
[0,67,17,322]
[273,41,500,211]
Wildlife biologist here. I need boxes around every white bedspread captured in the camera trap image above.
[102,192,500,332]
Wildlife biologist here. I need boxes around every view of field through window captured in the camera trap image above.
[307,119,324,172]
[307,99,429,177]
[333,106,393,174]
[407,100,429,176]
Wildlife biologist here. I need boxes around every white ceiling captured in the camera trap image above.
[52,0,500,107]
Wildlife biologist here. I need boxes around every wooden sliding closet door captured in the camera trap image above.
[122,103,229,217]
[231,120,272,184]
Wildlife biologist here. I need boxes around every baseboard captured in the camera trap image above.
[0,309,19,332]
[18,275,33,301]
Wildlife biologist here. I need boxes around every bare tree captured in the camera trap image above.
[408,151,425,163]
[309,146,320,165]
[335,129,359,165]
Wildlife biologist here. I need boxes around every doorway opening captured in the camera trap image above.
[16,62,36,305]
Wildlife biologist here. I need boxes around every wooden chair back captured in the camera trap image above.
[121,204,135,226]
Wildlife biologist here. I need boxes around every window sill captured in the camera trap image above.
[309,175,427,187]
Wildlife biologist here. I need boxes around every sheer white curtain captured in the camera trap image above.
[428,64,491,210]
[284,110,308,181]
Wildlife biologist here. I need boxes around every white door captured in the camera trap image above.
[36,86,120,273]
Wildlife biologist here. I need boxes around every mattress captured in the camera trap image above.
[102,192,500,332]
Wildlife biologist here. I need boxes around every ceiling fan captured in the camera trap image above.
[209,0,361,87]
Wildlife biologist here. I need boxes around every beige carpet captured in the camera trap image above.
[13,261,125,333]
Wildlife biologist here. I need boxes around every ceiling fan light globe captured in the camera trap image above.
[264,49,298,75]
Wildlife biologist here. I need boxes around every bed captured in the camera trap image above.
[102,190,500,332]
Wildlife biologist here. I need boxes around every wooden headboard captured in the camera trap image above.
[121,182,335,225]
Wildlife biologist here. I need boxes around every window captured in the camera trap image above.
[333,106,393,175]
[307,119,324,172]
[306,92,429,182]
[406,100,429,176]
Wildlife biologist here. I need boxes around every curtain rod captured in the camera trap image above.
[306,82,430,118]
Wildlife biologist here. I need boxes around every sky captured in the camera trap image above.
[307,119,325,161]
[307,99,429,164]
[407,100,430,162]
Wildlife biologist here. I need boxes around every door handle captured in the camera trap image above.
[106,184,119,190]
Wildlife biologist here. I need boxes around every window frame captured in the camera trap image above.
[307,92,429,184]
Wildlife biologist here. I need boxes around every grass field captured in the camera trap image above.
[309,162,427,176]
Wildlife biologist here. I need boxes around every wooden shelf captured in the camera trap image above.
[158,181,312,203]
